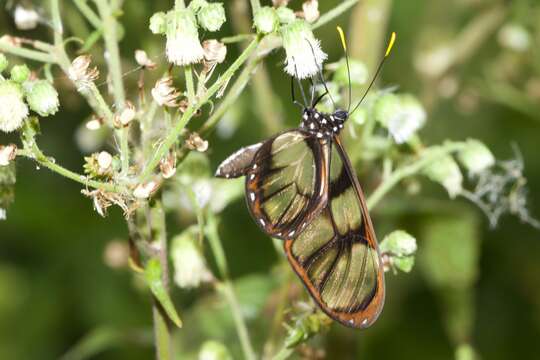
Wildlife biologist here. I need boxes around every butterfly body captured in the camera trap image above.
[216,107,385,329]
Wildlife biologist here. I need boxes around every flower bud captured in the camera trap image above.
[97,151,113,172]
[498,24,530,52]
[333,58,368,87]
[85,117,103,130]
[374,93,426,144]
[13,5,40,31]
[301,0,320,23]
[276,7,296,24]
[24,80,60,117]
[254,7,279,34]
[10,64,30,83]
[424,154,463,198]
[151,77,180,107]
[0,81,29,133]
[197,3,226,32]
[133,181,159,199]
[0,54,8,73]
[188,0,209,13]
[149,12,167,34]
[198,340,232,360]
[203,40,227,65]
[458,139,495,176]
[281,20,327,79]
[115,101,136,127]
[134,50,157,69]
[166,9,204,66]
[171,227,213,289]
[0,144,17,166]
[380,230,417,257]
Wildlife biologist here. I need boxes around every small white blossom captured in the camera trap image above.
[254,7,279,34]
[0,81,29,133]
[380,230,417,257]
[302,0,320,23]
[97,151,113,172]
[498,24,530,52]
[166,10,204,66]
[85,117,102,130]
[424,154,463,198]
[24,80,60,117]
[14,5,40,30]
[134,50,157,69]
[151,77,180,107]
[281,20,327,79]
[133,181,159,199]
[458,139,495,176]
[375,94,426,144]
[171,230,213,289]
[68,55,99,90]
[116,101,136,127]
[0,144,17,166]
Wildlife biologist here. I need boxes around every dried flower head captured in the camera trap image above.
[186,133,209,152]
[160,152,177,179]
[273,0,290,7]
[151,77,180,107]
[133,181,159,199]
[114,101,136,127]
[0,80,29,133]
[281,20,327,79]
[301,0,320,23]
[134,49,157,69]
[23,80,60,117]
[13,5,40,30]
[82,189,129,217]
[165,9,204,66]
[68,55,99,89]
[202,40,227,71]
[0,144,17,166]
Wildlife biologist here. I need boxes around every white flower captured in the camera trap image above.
[166,10,204,66]
[424,154,463,198]
[0,144,17,166]
[375,94,427,144]
[85,117,102,130]
[116,101,136,127]
[0,81,29,133]
[302,0,320,23]
[498,24,530,52]
[14,5,39,30]
[24,80,60,117]
[171,229,213,289]
[197,2,226,32]
[458,139,495,175]
[134,50,157,69]
[281,20,327,79]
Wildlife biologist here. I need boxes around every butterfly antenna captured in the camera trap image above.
[337,27,352,113]
[350,32,396,116]
[306,39,336,109]
[292,57,309,107]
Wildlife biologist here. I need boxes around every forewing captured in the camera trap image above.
[284,137,385,329]
[245,130,329,240]
[216,143,263,179]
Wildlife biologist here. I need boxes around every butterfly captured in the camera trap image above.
[215,29,395,329]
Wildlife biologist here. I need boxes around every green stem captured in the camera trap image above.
[272,346,294,360]
[0,41,55,63]
[95,0,130,176]
[184,66,196,105]
[313,0,360,30]
[139,37,261,182]
[73,0,102,28]
[16,148,126,194]
[206,213,257,360]
[366,142,467,210]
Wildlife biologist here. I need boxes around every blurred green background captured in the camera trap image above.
[1,0,540,359]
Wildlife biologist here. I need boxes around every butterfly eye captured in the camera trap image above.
[333,110,348,121]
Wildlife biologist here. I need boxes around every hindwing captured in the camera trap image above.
[284,136,385,329]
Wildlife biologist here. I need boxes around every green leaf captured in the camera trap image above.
[144,258,183,328]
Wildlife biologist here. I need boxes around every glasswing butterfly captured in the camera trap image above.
[216,28,396,329]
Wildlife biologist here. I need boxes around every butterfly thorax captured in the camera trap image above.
[299,108,348,139]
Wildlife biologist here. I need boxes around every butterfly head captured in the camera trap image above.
[300,108,348,139]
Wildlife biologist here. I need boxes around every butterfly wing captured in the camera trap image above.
[238,130,329,240]
[284,136,385,328]
[216,143,263,179]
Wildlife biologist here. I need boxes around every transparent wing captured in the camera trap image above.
[284,137,385,329]
[245,130,329,240]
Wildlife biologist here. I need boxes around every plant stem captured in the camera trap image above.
[184,66,196,105]
[366,142,467,210]
[0,41,55,63]
[73,0,102,29]
[206,213,257,360]
[139,37,261,182]
[313,0,360,29]
[16,148,126,194]
[95,0,130,176]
